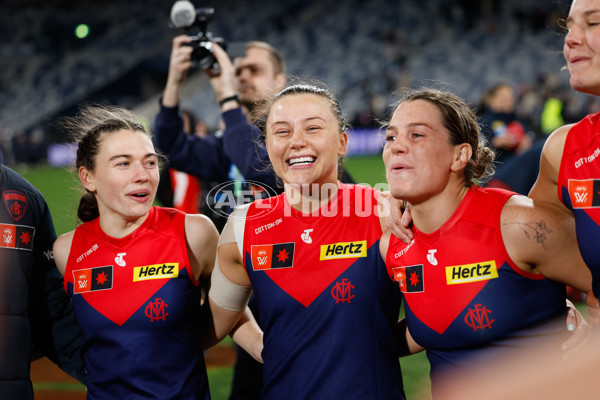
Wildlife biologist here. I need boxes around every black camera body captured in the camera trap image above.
[170,2,227,74]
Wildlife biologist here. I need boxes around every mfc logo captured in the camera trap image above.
[133,263,178,282]
[446,261,498,285]
[320,240,367,260]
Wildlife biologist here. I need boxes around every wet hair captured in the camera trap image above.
[254,82,349,183]
[392,88,495,186]
[61,104,159,222]
[246,41,286,76]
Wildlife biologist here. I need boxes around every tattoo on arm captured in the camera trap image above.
[505,221,553,250]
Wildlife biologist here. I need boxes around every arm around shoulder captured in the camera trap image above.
[501,195,592,292]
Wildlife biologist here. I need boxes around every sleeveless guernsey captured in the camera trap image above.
[65,206,210,400]
[387,187,566,396]
[234,184,404,400]
[558,111,600,298]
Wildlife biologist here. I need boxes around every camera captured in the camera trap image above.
[170,1,227,74]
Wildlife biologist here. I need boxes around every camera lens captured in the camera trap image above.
[191,41,217,72]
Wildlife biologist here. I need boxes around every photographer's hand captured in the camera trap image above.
[208,43,239,111]
[163,35,194,107]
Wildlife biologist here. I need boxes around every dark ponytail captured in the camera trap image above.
[77,191,100,223]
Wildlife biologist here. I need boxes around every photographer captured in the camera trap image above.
[155,35,284,193]
[155,31,287,400]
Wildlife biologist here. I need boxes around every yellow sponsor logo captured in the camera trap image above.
[446,261,498,284]
[133,263,178,282]
[320,240,367,260]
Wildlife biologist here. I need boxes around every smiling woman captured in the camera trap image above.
[49,104,250,400]
[207,83,407,399]
[380,88,595,399]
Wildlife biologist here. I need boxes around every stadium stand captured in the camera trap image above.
[0,0,577,147]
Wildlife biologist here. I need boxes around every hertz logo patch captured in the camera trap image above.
[320,240,367,260]
[133,263,178,282]
[446,261,498,285]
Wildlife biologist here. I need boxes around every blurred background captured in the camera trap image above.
[1,0,594,168]
[2,0,589,398]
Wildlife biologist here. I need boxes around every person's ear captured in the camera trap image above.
[79,167,96,193]
[450,143,472,172]
[338,132,348,157]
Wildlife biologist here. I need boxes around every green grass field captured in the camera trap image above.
[15,156,432,400]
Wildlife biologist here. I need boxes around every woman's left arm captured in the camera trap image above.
[501,195,592,293]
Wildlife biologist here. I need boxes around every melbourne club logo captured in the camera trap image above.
[145,298,169,322]
[3,190,28,221]
[331,278,355,303]
[464,304,494,331]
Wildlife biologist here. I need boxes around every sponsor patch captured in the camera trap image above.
[3,190,28,221]
[392,264,424,293]
[0,223,34,251]
[133,263,178,281]
[568,179,600,209]
[73,265,113,294]
[251,242,294,270]
[319,240,367,260]
[446,261,498,285]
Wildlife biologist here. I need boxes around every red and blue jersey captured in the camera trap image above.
[234,183,404,400]
[386,187,566,396]
[558,112,600,298]
[64,207,210,400]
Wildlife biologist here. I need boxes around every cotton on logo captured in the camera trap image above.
[427,249,438,266]
[301,229,313,244]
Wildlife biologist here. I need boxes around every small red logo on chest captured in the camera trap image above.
[3,190,28,221]
[464,304,494,331]
[145,298,169,321]
[331,279,355,303]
